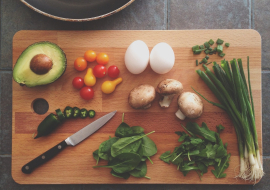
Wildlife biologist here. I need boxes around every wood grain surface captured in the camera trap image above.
[12,30,262,184]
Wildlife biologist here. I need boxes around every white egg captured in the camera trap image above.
[125,40,149,74]
[150,42,175,74]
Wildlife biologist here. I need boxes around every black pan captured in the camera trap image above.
[21,0,135,22]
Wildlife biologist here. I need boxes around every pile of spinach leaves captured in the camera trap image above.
[160,122,231,179]
[93,114,157,180]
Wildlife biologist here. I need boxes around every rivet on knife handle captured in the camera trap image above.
[21,140,68,174]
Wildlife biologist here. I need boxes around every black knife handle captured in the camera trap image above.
[21,140,68,174]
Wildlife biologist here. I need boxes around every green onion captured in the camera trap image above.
[204,42,210,49]
[194,49,205,54]
[199,45,204,49]
[204,50,210,55]
[208,39,214,45]
[216,38,224,45]
[219,53,225,57]
[192,45,200,51]
[225,43,230,47]
[217,45,223,53]
[200,58,207,64]
[205,55,209,60]
[194,57,264,182]
[196,60,199,66]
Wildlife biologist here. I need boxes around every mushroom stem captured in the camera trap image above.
[175,109,186,120]
[159,94,175,108]
[143,103,152,109]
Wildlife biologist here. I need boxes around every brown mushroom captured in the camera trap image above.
[128,84,156,109]
[156,79,183,108]
[175,92,203,120]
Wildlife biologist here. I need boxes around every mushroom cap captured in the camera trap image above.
[128,84,156,109]
[177,92,203,119]
[156,79,183,95]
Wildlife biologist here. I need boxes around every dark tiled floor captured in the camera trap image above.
[0,72,12,154]
[262,73,270,156]
[254,0,270,70]
[168,0,250,30]
[1,0,270,189]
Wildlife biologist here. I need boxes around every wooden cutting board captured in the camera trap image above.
[12,30,262,184]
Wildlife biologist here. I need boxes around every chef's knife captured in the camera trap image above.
[22,110,117,174]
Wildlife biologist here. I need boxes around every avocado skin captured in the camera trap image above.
[13,41,67,87]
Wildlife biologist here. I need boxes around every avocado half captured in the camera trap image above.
[13,41,67,87]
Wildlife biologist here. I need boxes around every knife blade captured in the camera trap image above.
[21,110,117,174]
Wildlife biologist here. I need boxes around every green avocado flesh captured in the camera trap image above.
[13,41,67,87]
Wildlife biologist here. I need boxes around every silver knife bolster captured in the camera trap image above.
[65,137,75,146]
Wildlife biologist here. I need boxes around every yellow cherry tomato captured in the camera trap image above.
[84,68,96,87]
[101,78,122,94]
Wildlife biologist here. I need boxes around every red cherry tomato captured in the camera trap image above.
[93,64,107,78]
[72,77,84,89]
[108,65,120,78]
[80,86,94,100]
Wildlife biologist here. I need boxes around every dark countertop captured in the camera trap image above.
[0,0,269,189]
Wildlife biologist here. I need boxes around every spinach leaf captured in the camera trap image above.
[115,122,133,138]
[110,170,130,179]
[190,137,204,146]
[98,137,119,160]
[197,161,208,174]
[92,114,157,180]
[93,153,141,174]
[175,131,189,142]
[111,131,154,157]
[201,159,215,166]
[93,149,99,165]
[197,143,217,159]
[224,143,228,149]
[160,122,230,180]
[211,153,231,178]
[111,137,142,157]
[216,124,225,133]
[215,134,227,159]
[159,151,172,164]
[140,136,157,157]
[180,164,199,176]
[131,126,144,135]
[129,161,147,178]
[170,153,183,166]
[186,122,216,142]
[141,156,147,162]
[183,149,200,156]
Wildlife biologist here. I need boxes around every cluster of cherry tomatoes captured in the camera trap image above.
[72,50,120,100]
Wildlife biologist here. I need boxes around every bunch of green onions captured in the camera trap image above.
[194,57,264,181]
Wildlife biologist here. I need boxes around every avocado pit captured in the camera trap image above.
[30,54,53,75]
